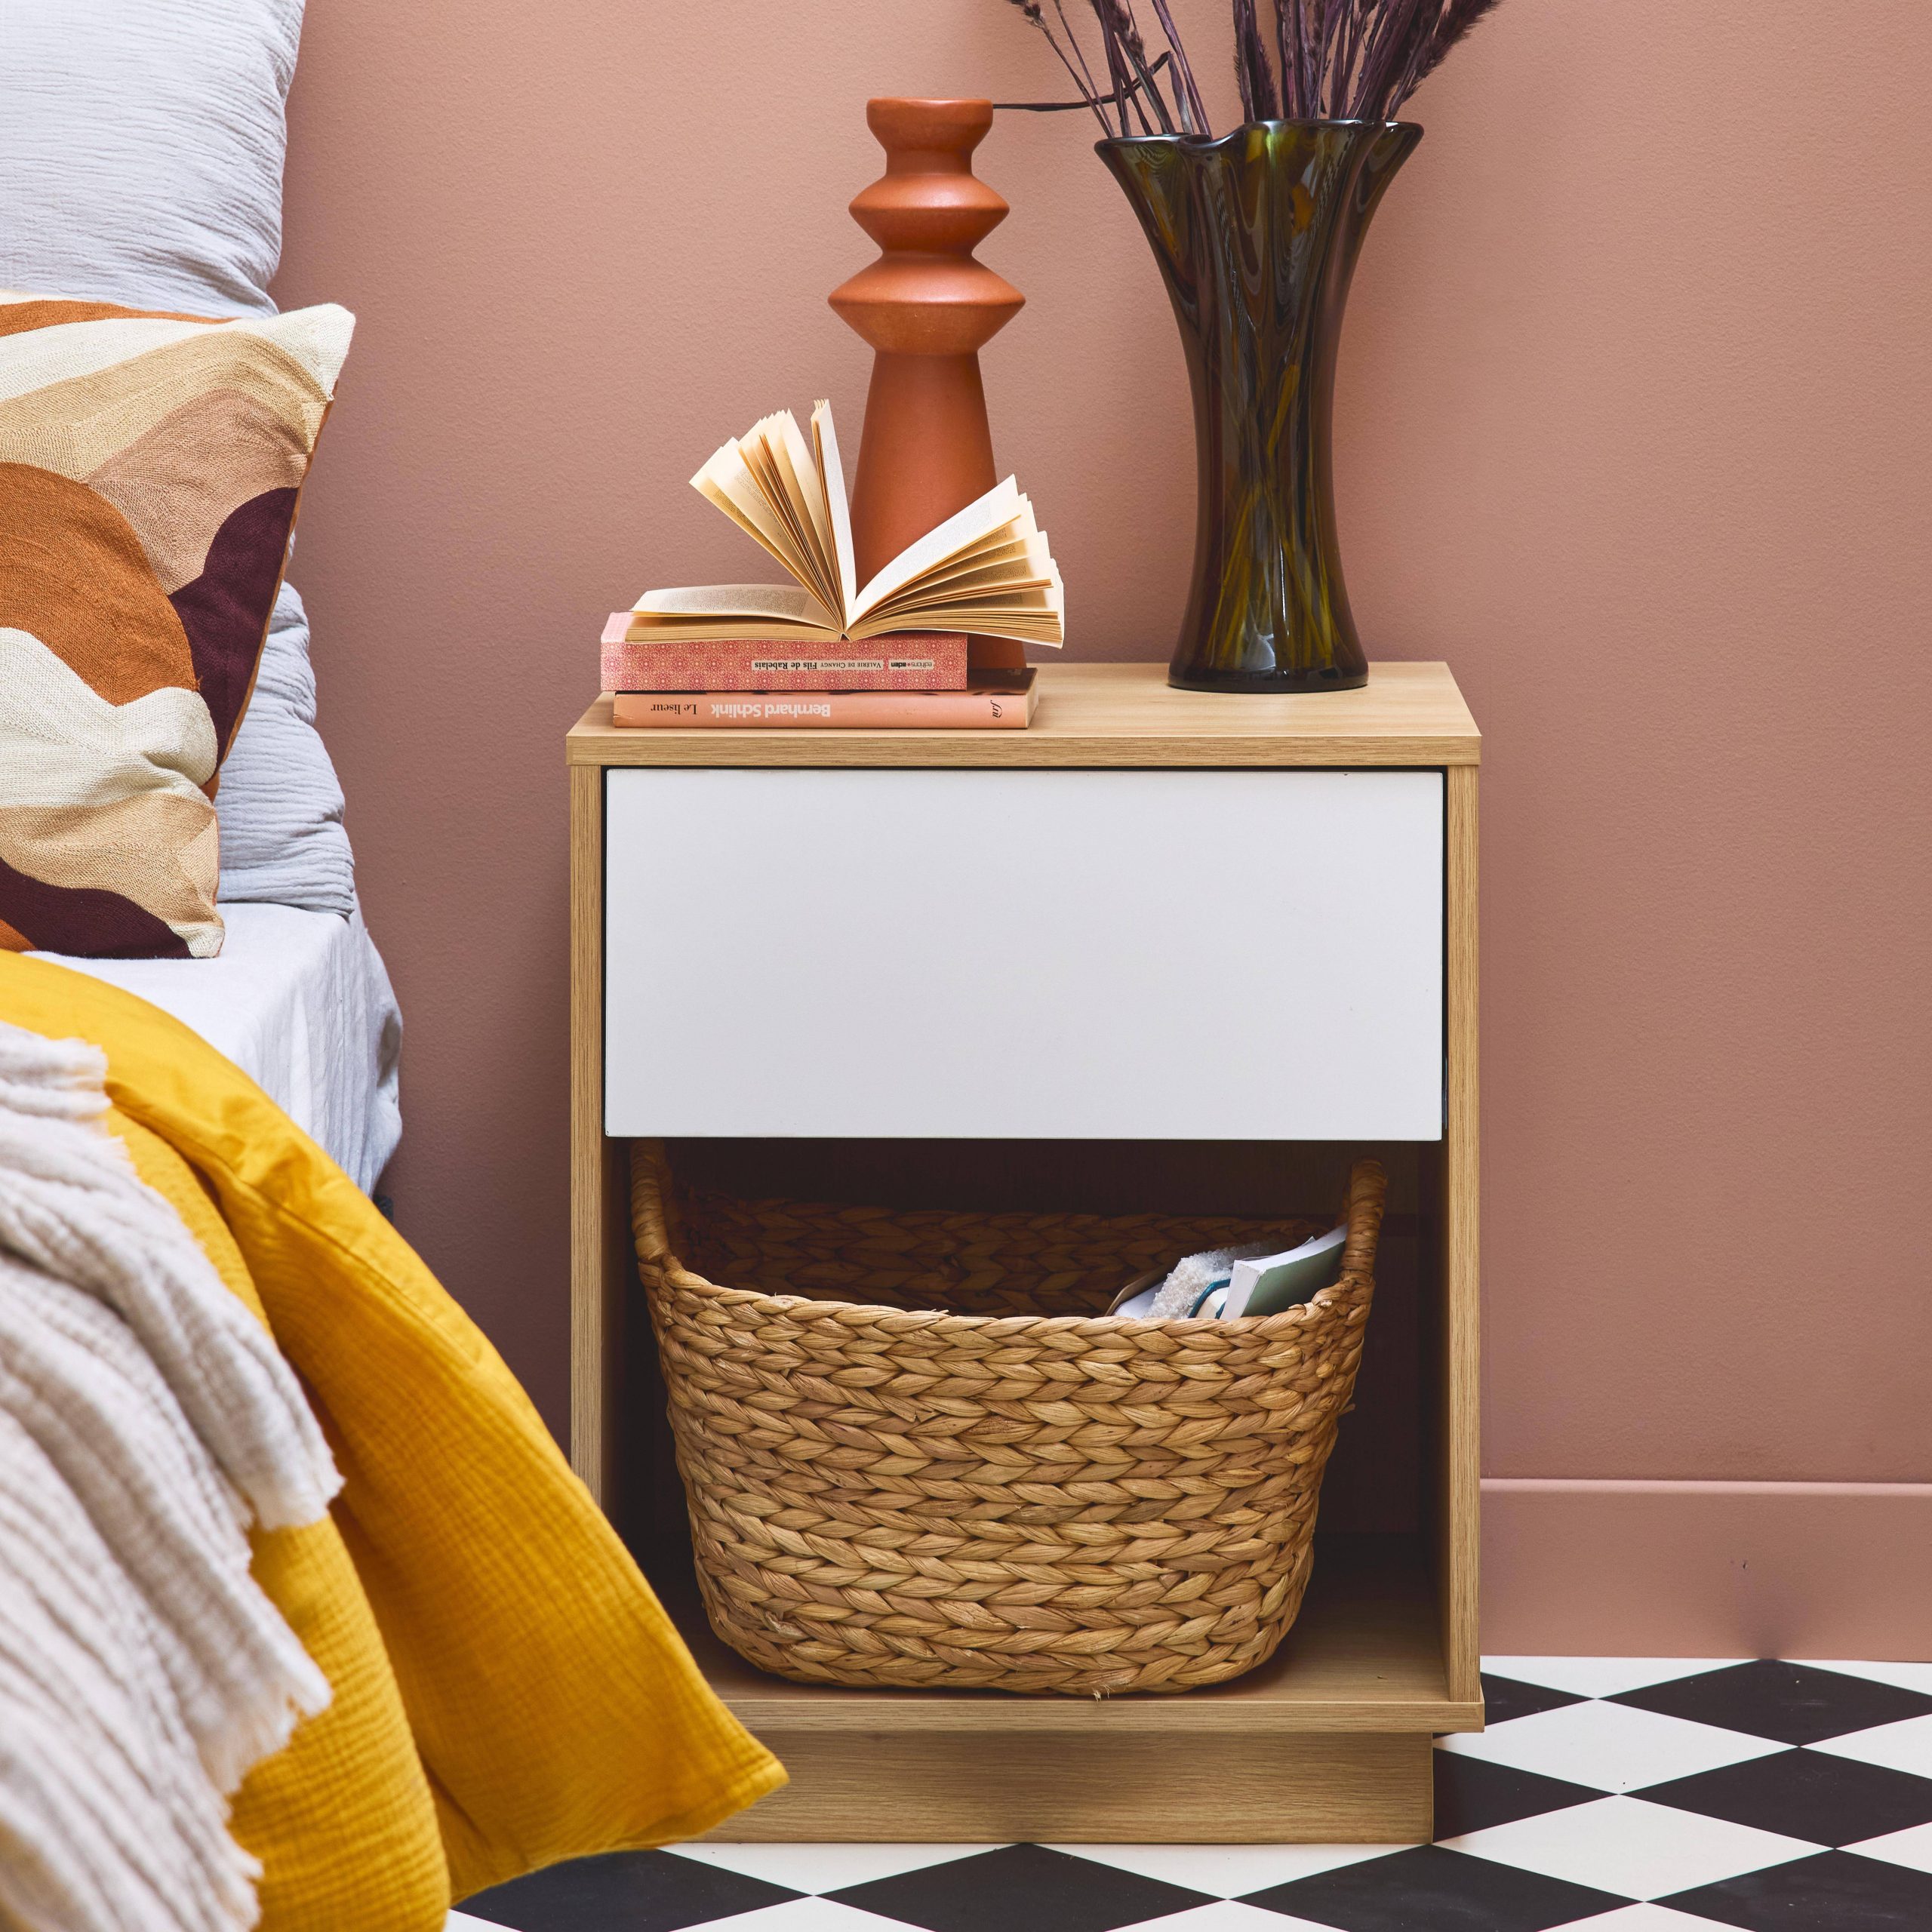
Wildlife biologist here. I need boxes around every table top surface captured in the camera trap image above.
[566,661,1479,768]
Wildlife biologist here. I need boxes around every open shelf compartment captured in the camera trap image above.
[606,1137,1481,1841]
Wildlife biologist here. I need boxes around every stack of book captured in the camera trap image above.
[603,401,1062,730]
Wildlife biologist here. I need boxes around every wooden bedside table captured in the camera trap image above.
[567,660,1481,1841]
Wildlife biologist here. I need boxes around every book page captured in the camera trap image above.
[882,572,1054,614]
[906,531,1038,589]
[634,582,840,627]
[849,476,1026,618]
[744,413,838,615]
[811,399,857,623]
[863,536,1036,611]
[863,534,1053,616]
[691,441,814,586]
[851,593,1061,644]
[938,559,1064,638]
[734,428,803,542]
[892,589,1061,623]
[857,533,1063,646]
[737,424,817,579]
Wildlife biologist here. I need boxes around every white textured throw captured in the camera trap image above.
[1145,1242,1281,1321]
[0,1022,340,1932]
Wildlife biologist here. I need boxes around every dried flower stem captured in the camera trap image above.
[1114,0,1179,132]
[1000,0,1502,135]
[1146,0,1211,131]
[1003,0,1113,131]
[1051,0,1105,100]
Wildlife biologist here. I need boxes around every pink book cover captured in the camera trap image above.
[601,616,970,691]
[611,671,1037,731]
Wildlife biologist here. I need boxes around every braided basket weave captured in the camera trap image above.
[630,1140,1386,1697]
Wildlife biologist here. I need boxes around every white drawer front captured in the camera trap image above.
[605,767,1442,1140]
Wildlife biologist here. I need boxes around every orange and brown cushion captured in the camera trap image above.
[0,291,352,957]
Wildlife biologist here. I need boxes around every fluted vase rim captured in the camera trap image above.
[1096,118,1421,158]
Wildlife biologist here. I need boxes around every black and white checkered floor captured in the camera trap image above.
[455,1656,1932,1932]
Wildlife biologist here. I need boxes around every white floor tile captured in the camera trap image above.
[1481,1657,1746,1700]
[698,1900,914,1930]
[1441,1795,1813,1900]
[1046,1841,1404,1894]
[1549,1908,1741,1929]
[1440,1698,1783,1791]
[663,1841,998,1894]
[1797,1658,1932,1697]
[1132,1905,1338,1931]
[1813,1712,1932,1778]
[1845,1819,1932,1874]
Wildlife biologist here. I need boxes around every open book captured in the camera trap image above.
[621,400,1065,648]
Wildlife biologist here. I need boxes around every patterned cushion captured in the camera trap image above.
[0,291,352,958]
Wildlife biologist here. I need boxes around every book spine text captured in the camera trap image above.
[601,629,971,692]
[612,688,1031,730]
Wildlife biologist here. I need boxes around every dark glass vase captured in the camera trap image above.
[1101,122,1421,693]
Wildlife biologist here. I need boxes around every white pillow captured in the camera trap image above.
[217,586,357,918]
[0,0,300,317]
[0,0,357,918]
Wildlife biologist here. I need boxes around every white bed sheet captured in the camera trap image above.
[36,902,401,1192]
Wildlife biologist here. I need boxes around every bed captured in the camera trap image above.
[35,903,403,1195]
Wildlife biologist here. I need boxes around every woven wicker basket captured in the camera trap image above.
[629,1140,1386,1697]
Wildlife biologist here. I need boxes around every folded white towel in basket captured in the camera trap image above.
[0,1022,341,1932]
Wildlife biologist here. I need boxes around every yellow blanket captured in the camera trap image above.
[0,954,784,1927]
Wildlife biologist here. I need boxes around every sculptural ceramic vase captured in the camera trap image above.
[1101,122,1421,693]
[831,98,1026,669]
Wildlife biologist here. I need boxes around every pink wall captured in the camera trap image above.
[275,2,1932,1652]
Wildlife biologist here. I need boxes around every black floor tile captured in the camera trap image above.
[1479,1672,1590,1727]
[1612,1661,1932,1746]
[831,1844,1211,1932]
[1241,1844,1629,1931]
[1433,1749,1602,1838]
[1641,1744,1932,1847]
[1662,1847,1932,1930]
[461,1849,797,1930]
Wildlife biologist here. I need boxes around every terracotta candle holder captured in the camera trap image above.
[830,97,1024,665]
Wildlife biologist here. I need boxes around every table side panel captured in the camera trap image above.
[568,763,617,1500]
[1440,764,1482,1703]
